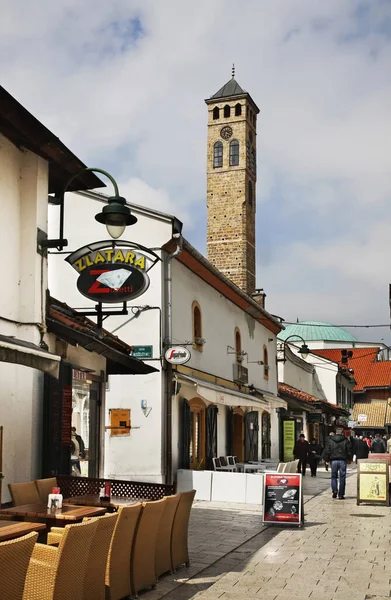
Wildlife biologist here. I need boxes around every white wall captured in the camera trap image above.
[171,260,277,394]
[48,191,176,483]
[0,135,49,502]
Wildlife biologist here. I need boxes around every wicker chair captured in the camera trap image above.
[47,514,118,600]
[171,489,196,572]
[106,504,142,600]
[130,498,166,597]
[35,478,58,503]
[8,481,40,506]
[155,494,181,579]
[0,532,38,600]
[23,518,98,600]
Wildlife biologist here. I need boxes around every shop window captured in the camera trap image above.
[229,140,239,166]
[213,106,220,120]
[263,346,269,379]
[192,301,203,351]
[213,141,223,168]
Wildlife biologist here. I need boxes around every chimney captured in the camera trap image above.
[252,288,266,309]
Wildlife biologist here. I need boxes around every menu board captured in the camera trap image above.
[263,473,303,525]
[357,459,389,506]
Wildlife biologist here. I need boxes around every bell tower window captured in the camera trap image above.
[213,107,220,120]
[224,105,231,118]
[213,142,223,168]
[229,140,239,166]
[235,103,242,116]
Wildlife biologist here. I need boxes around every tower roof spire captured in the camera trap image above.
[232,63,235,78]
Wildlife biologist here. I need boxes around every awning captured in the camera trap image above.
[0,334,61,378]
[176,373,270,409]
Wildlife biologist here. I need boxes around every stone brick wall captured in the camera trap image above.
[206,97,257,296]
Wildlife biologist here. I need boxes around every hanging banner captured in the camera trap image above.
[263,473,303,525]
[283,420,295,462]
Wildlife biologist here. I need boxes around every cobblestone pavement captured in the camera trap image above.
[142,466,391,600]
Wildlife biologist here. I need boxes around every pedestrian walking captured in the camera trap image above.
[354,435,369,462]
[322,427,352,499]
[371,432,386,453]
[363,435,371,448]
[293,433,309,476]
[307,438,322,477]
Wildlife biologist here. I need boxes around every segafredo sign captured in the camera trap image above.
[165,347,191,365]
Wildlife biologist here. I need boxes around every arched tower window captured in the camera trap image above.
[263,346,269,379]
[235,328,242,363]
[192,301,203,350]
[229,140,239,166]
[235,103,242,116]
[248,181,253,207]
[213,107,220,120]
[213,141,223,168]
[224,104,231,118]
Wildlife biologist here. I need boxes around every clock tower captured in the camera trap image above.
[205,70,259,296]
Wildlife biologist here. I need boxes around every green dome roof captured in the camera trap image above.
[278,321,358,343]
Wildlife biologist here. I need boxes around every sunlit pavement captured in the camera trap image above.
[143,465,391,600]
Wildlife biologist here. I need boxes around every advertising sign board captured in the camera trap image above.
[283,420,295,462]
[263,473,303,525]
[165,346,191,365]
[357,459,389,506]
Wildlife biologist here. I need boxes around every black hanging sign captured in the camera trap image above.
[66,241,160,304]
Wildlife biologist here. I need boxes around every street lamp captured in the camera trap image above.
[40,167,137,250]
[283,335,310,359]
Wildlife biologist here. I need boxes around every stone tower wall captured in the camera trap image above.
[206,97,257,296]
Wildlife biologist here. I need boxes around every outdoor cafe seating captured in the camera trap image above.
[0,476,195,599]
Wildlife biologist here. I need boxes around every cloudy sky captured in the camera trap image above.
[1,0,391,342]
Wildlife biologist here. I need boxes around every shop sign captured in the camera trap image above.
[66,244,150,303]
[358,414,367,422]
[165,346,191,365]
[131,345,153,359]
[307,413,322,423]
[263,473,303,525]
[357,459,389,506]
[283,420,295,462]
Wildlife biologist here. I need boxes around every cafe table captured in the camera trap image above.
[0,519,46,542]
[0,503,107,524]
[63,495,145,511]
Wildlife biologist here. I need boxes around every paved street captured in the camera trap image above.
[143,466,391,600]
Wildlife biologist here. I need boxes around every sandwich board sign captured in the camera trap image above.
[262,473,304,527]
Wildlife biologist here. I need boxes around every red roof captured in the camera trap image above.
[311,347,391,392]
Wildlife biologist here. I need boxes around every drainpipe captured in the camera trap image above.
[163,234,183,485]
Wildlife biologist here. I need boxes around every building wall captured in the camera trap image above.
[0,135,49,502]
[206,98,257,295]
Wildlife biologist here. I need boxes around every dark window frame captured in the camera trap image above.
[213,141,223,168]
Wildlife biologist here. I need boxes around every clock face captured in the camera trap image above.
[220,126,233,140]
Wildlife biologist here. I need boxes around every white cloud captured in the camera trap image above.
[1,0,391,339]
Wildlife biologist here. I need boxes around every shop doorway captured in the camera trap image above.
[245,411,259,462]
[71,371,101,478]
[188,398,206,470]
[261,411,271,458]
[232,408,244,461]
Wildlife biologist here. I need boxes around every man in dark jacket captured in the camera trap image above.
[371,433,386,453]
[293,434,309,476]
[307,438,322,477]
[322,428,352,499]
[355,435,369,462]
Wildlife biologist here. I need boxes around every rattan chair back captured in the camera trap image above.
[105,503,142,600]
[83,514,118,600]
[155,494,181,579]
[35,478,58,503]
[8,481,40,506]
[171,489,196,571]
[23,518,98,600]
[130,498,166,597]
[0,532,38,600]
